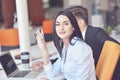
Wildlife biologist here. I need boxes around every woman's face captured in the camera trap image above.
[55,15,74,39]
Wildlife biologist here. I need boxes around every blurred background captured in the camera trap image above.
[0,0,119,29]
[0,0,120,47]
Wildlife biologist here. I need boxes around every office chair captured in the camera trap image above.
[42,20,53,41]
[42,19,53,34]
[96,40,120,80]
[0,28,20,51]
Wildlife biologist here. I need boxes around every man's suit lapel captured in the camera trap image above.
[85,26,92,42]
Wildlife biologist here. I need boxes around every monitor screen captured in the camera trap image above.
[0,52,18,76]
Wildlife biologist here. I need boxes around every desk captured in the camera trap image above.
[0,55,64,80]
[0,41,64,80]
[0,67,64,80]
[10,41,58,60]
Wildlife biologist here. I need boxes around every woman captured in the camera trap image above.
[35,11,96,80]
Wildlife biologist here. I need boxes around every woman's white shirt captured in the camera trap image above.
[44,37,96,80]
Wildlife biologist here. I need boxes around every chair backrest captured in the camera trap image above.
[0,28,19,46]
[42,20,53,34]
[96,40,120,80]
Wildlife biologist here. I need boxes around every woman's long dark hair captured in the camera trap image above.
[52,10,83,57]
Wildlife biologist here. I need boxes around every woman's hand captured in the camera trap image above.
[36,28,50,66]
[36,28,47,51]
[32,61,43,71]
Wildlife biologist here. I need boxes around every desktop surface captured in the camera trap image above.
[0,41,64,80]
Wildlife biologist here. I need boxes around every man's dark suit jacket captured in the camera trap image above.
[86,26,120,80]
[85,26,119,66]
[51,26,120,80]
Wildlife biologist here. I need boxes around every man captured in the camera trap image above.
[66,6,120,80]
[32,6,120,80]
[66,6,119,67]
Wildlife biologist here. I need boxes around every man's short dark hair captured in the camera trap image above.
[66,6,88,25]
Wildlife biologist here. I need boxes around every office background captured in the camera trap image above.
[0,0,119,29]
[0,0,120,51]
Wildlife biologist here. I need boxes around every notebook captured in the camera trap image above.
[0,51,42,79]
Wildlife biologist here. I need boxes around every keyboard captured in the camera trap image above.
[14,70,30,77]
